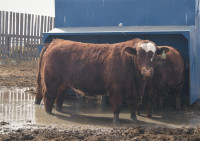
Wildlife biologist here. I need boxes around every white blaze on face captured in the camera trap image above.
[139,43,156,61]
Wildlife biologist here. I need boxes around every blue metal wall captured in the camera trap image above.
[189,0,200,104]
[55,0,195,27]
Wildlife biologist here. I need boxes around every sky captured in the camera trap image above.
[0,0,55,17]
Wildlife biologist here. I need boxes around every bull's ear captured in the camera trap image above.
[124,47,137,55]
[157,47,169,55]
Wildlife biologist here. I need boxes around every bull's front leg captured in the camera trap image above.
[43,91,57,114]
[113,113,120,125]
[159,96,164,110]
[136,97,142,115]
[136,80,146,115]
[55,88,68,112]
[146,91,159,118]
[127,95,138,122]
[35,94,42,105]
[35,84,43,105]
[43,82,59,114]
[109,89,123,125]
[175,87,182,110]
[126,88,138,122]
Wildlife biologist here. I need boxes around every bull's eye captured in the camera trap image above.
[137,58,140,62]
[147,51,154,58]
[139,50,146,56]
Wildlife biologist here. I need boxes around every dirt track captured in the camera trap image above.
[0,60,200,141]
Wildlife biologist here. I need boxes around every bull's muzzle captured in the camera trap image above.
[141,67,153,77]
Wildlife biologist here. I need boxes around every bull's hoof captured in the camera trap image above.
[113,122,120,126]
[113,120,120,126]
[55,105,62,112]
[159,105,164,111]
[176,105,181,111]
[130,114,137,123]
[131,117,137,122]
[146,114,152,118]
[130,119,138,124]
[131,113,137,120]
[113,114,120,126]
[136,111,140,115]
[46,111,55,116]
[35,99,41,105]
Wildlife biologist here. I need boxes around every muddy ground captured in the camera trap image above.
[0,60,200,141]
[0,60,38,87]
[1,125,200,141]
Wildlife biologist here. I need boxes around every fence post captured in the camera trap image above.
[12,12,15,59]
[5,12,8,59]
[16,13,19,60]
[2,11,5,59]
[9,12,12,58]
[19,13,23,60]
[23,13,27,61]
[0,11,2,59]
[7,35,10,58]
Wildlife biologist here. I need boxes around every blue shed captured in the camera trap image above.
[42,0,200,104]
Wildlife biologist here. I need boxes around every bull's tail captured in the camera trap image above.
[35,44,50,104]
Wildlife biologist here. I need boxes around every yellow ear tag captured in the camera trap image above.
[161,50,166,59]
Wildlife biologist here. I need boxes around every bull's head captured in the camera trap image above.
[125,40,169,78]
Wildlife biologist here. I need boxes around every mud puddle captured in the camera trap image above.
[0,87,200,133]
[0,87,36,130]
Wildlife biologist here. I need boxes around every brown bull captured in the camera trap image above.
[137,46,185,118]
[35,38,168,124]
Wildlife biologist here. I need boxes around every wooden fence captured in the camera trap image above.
[0,11,54,61]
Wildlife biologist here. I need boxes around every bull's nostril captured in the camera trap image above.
[141,67,153,76]
[141,69,146,74]
[150,69,153,74]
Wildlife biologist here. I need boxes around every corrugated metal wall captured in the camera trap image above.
[55,0,195,27]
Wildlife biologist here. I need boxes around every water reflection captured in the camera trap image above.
[0,88,35,126]
[0,87,200,129]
